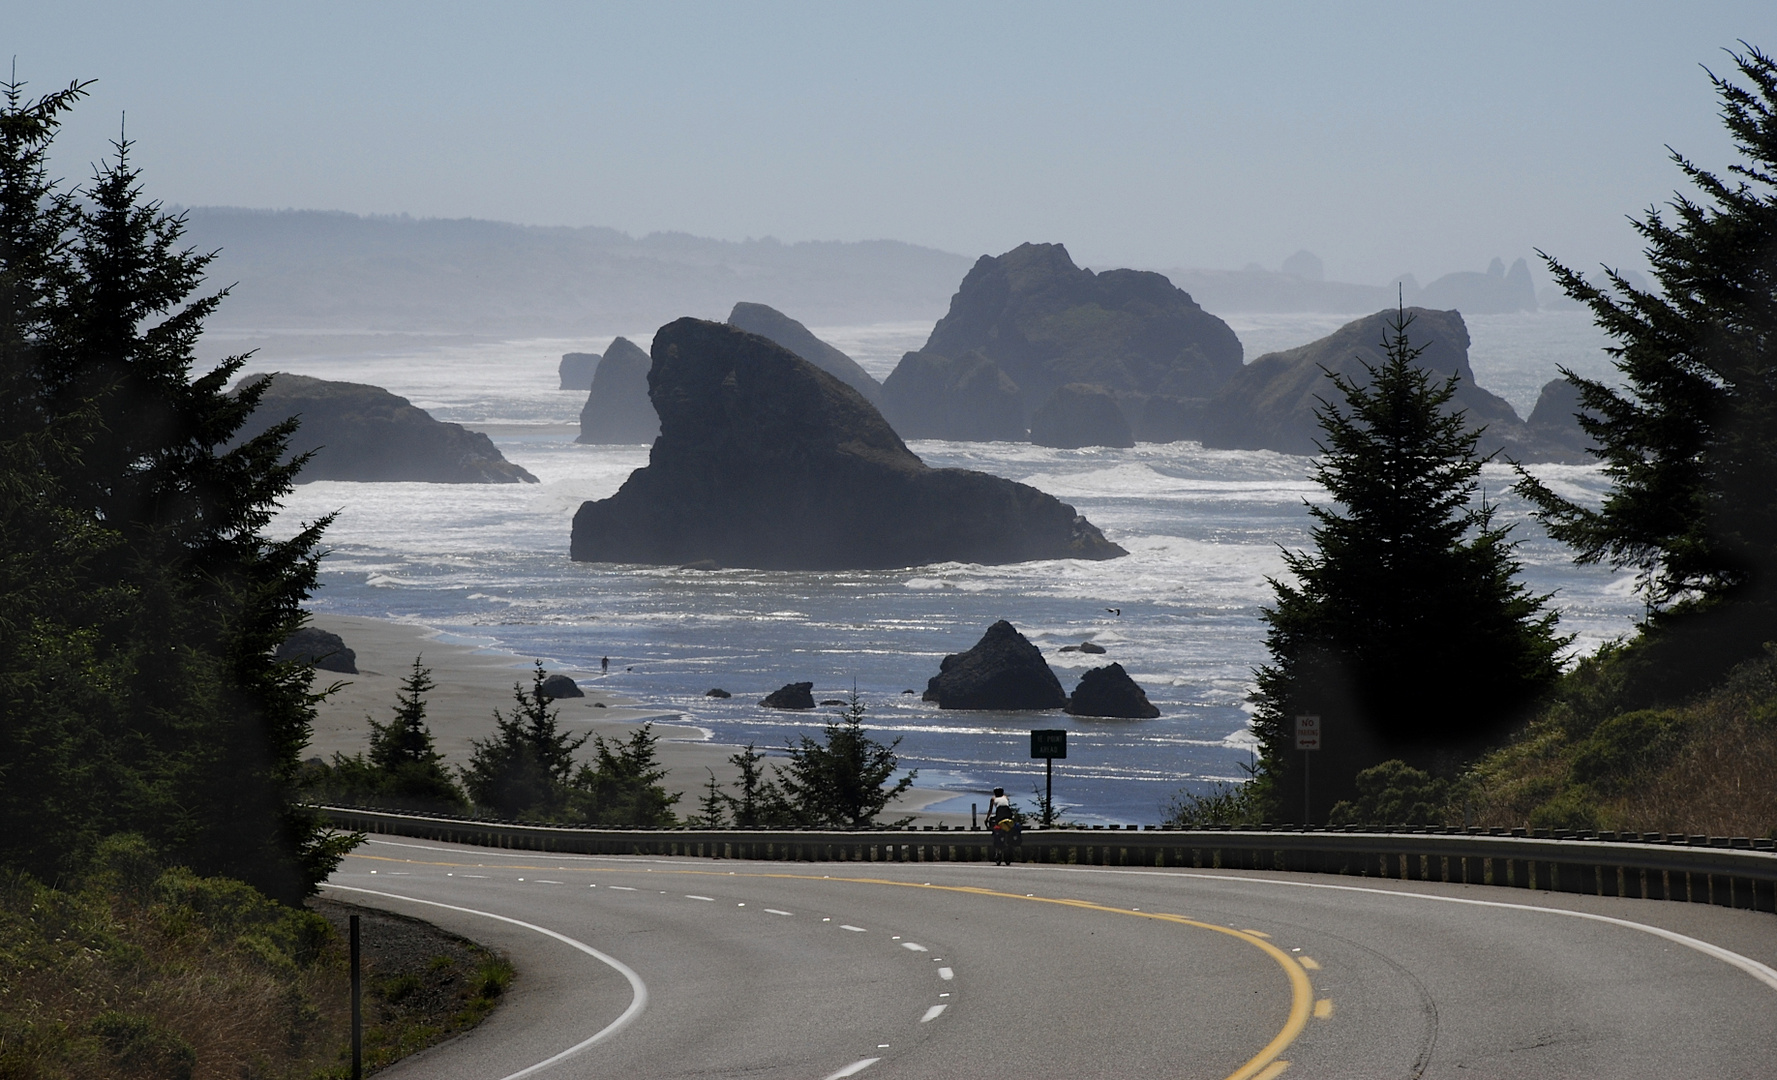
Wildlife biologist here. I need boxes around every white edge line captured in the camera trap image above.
[326,884,648,1079]
[823,1057,881,1079]
[1041,865,1777,993]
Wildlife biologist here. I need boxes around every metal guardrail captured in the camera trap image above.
[317,805,1777,914]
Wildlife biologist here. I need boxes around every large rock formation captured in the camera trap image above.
[236,374,538,484]
[577,336,658,444]
[1524,377,1598,462]
[276,627,357,673]
[559,351,600,390]
[1065,663,1159,718]
[727,302,883,405]
[879,350,1027,441]
[1200,308,1540,459]
[923,621,1067,711]
[759,682,816,710]
[539,674,584,699]
[881,243,1243,442]
[1417,258,1537,314]
[570,319,1126,569]
[1029,384,1135,449]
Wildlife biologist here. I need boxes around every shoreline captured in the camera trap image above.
[304,613,972,825]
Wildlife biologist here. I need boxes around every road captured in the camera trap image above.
[323,837,1777,1079]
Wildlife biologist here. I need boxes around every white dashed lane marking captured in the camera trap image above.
[938,967,954,980]
[920,1004,947,1023]
[764,909,793,916]
[840,925,867,932]
[686,895,715,902]
[608,886,637,891]
[900,942,928,952]
[823,1058,880,1079]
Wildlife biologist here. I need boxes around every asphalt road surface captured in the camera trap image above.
[323,837,1777,1079]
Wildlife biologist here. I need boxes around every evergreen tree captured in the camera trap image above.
[720,742,793,827]
[567,724,680,827]
[0,78,346,899]
[1252,312,1566,821]
[775,692,916,828]
[688,770,727,828]
[460,663,588,818]
[321,656,465,810]
[1515,44,1777,701]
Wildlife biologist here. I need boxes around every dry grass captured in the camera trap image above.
[1462,649,1777,837]
[0,842,510,1080]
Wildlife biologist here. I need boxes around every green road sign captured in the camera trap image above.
[1030,729,1067,760]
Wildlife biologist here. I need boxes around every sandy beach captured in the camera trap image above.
[304,613,971,825]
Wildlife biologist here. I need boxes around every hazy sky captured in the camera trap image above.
[9,2,1772,284]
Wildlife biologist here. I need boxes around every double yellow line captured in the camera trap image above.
[341,850,1316,1079]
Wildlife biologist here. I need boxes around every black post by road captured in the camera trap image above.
[1030,729,1067,828]
[350,913,362,1080]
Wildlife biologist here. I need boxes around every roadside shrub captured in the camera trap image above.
[1328,760,1448,826]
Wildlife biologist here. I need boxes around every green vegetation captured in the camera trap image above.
[1250,310,1566,822]
[688,695,915,829]
[1515,44,1777,704]
[454,663,681,825]
[772,692,917,828]
[0,78,348,900]
[300,657,468,812]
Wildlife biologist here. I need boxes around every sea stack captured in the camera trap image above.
[569,319,1126,570]
[923,621,1068,711]
[880,243,1243,443]
[577,336,658,444]
[727,302,884,406]
[1200,308,1535,459]
[235,374,538,484]
[1065,663,1160,718]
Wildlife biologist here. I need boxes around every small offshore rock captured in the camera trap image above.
[759,682,816,710]
[539,674,583,699]
[923,620,1066,710]
[705,688,733,698]
[1079,641,1107,654]
[1059,645,1082,653]
[1066,662,1160,719]
[819,698,846,706]
[276,627,358,674]
[593,702,607,708]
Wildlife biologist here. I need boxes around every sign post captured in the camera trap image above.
[1030,729,1067,828]
[1294,715,1321,823]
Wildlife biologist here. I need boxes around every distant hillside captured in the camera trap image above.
[182,208,976,334]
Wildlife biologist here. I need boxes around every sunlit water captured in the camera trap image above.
[245,310,1638,824]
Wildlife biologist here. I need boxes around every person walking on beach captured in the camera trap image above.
[989,787,1016,865]
[602,656,609,674]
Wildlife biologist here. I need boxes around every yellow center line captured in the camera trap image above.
[340,850,1314,1080]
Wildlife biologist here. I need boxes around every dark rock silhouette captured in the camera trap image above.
[560,351,600,390]
[760,682,816,709]
[570,319,1126,569]
[923,620,1067,711]
[1525,377,1598,462]
[705,688,732,698]
[1417,257,1537,314]
[1066,663,1160,718]
[276,627,357,674]
[539,674,583,699]
[883,243,1243,442]
[1079,641,1106,654]
[1029,384,1135,449]
[1200,308,1554,459]
[879,350,1026,441]
[728,302,883,405]
[237,374,538,484]
[577,336,658,444]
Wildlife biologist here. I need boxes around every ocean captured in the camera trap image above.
[242,309,1640,825]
